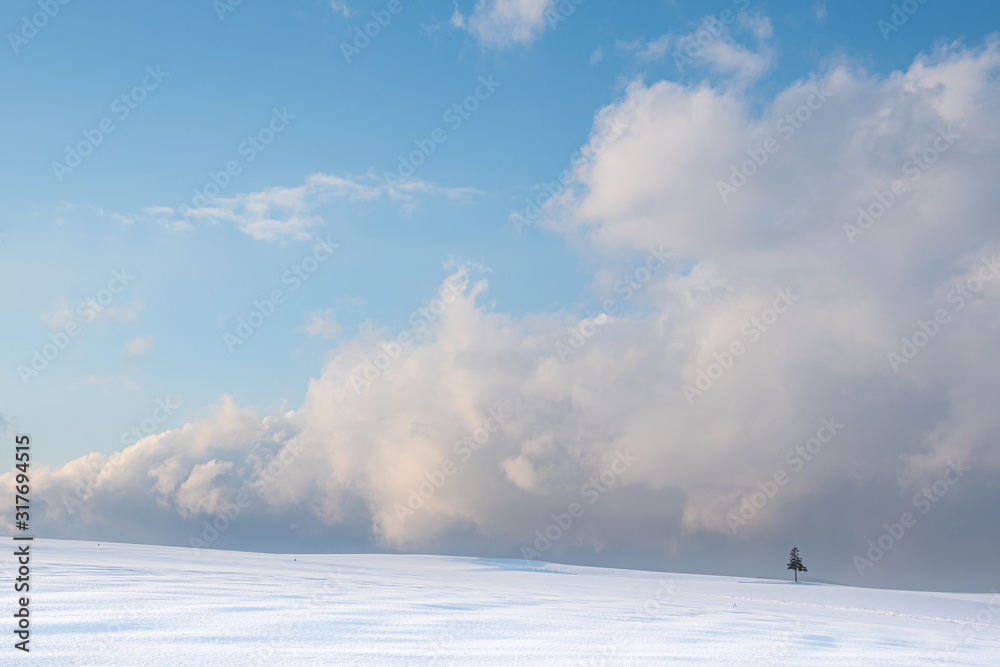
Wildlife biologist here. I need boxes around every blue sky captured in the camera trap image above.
[2,0,1000,591]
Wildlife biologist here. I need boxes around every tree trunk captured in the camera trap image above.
[794,570,797,582]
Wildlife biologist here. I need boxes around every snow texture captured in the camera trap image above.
[7,538,999,665]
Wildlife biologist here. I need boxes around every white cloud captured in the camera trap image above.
[143,206,175,216]
[634,35,671,62]
[699,35,773,83]
[87,372,141,392]
[173,172,477,242]
[304,309,342,339]
[103,300,145,323]
[126,335,154,359]
[146,206,193,232]
[42,301,75,329]
[43,299,145,329]
[455,0,555,48]
[328,1,350,17]
[175,459,236,517]
[637,12,774,85]
[738,13,773,40]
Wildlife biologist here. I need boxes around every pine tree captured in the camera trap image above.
[787,547,807,582]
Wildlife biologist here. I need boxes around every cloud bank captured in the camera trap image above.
[7,39,1000,592]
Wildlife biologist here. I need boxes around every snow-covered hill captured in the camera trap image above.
[8,539,998,665]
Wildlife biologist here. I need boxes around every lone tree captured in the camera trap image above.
[787,547,807,582]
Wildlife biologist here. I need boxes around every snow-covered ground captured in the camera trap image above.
[7,538,998,665]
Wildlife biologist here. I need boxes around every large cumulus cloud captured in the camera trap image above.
[5,38,1000,592]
